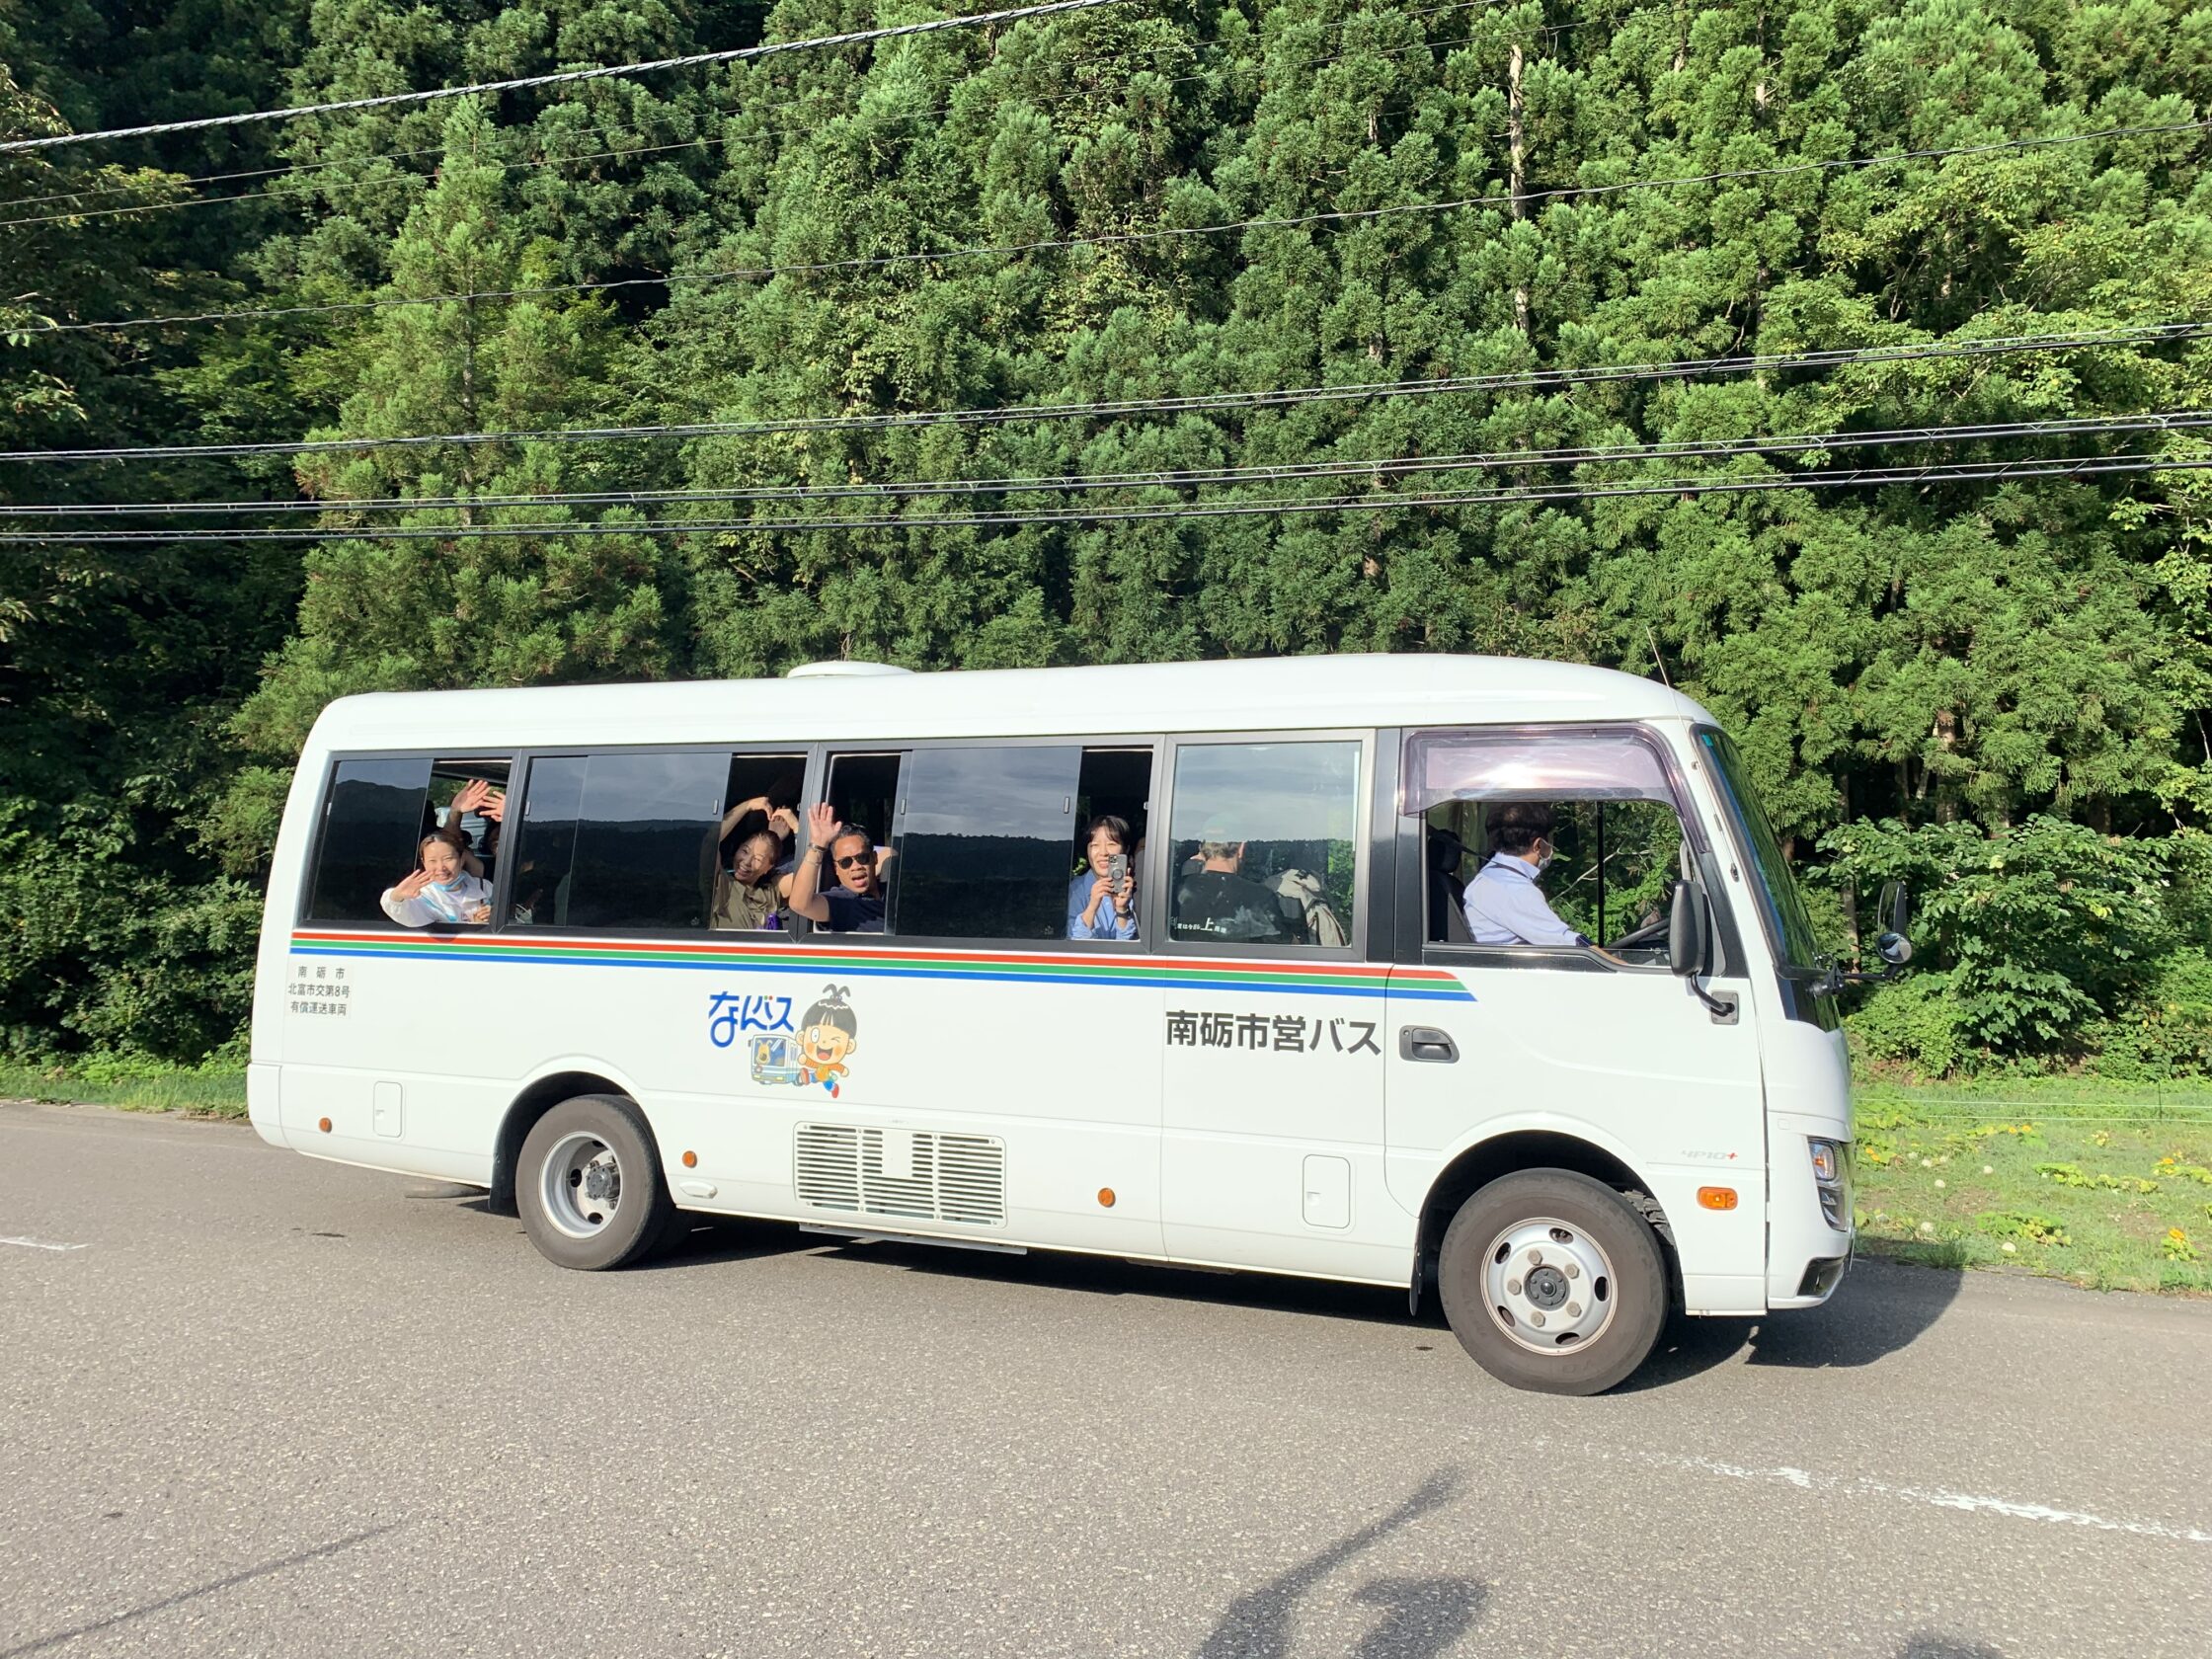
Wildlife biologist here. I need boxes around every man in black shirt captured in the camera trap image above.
[789,802,888,933]
[1172,833,1304,943]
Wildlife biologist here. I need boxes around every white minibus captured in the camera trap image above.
[249,655,1889,1394]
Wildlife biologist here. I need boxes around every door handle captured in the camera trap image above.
[1398,1026,1460,1064]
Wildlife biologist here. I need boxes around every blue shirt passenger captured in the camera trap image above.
[1462,851,1588,947]
[1067,871,1137,939]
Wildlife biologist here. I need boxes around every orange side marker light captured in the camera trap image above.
[317,1117,332,1134]
[1698,1186,1738,1211]
[681,1150,698,1168]
[1097,1188,1116,1209]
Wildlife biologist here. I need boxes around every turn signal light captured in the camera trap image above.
[1097,1187,1116,1209]
[681,1150,698,1168]
[317,1117,331,1134]
[1698,1186,1739,1211]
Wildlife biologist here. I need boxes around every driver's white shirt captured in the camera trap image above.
[1462,853,1586,947]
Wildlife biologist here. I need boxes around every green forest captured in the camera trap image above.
[3,0,2210,1079]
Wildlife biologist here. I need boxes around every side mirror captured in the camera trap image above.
[1668,880,1709,978]
[1874,880,1912,966]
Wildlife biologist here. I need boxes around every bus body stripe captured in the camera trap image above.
[286,930,1475,1001]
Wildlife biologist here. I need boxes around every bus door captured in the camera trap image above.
[1153,735,1402,1281]
[1384,729,1771,1314]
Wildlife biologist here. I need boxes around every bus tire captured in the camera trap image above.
[516,1094,674,1271]
[1437,1170,1666,1396]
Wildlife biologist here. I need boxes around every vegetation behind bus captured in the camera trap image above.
[6,4,2212,1083]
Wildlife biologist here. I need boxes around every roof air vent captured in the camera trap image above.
[785,661,914,679]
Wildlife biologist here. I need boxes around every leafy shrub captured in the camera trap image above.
[1822,817,2180,1066]
[0,796,262,1066]
[2090,947,2212,1080]
[1846,972,1972,1076]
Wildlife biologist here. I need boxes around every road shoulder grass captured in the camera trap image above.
[1852,1076,2212,1295]
[0,1064,248,1119]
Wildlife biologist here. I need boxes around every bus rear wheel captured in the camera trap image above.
[1437,1170,1667,1396]
[516,1094,674,1271]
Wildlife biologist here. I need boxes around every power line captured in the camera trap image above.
[0,0,1130,157]
[0,0,1504,224]
[10,410,2203,519]
[5,450,2203,544]
[20,117,2208,337]
[3,322,2201,465]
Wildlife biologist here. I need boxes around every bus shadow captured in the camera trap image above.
[1622,1255,1964,1389]
[643,1223,1964,1384]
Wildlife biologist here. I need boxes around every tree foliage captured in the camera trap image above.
[4,0,2212,1071]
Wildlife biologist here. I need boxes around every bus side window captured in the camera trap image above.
[891,746,1086,940]
[507,751,729,930]
[305,757,434,922]
[1403,731,1689,965]
[1165,742,1360,948]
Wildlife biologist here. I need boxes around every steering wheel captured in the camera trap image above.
[1606,915,1670,952]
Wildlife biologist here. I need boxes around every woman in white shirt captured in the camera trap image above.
[380,833,493,926]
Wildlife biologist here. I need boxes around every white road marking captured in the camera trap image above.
[1630,1449,2212,1544]
[0,1234,90,1252]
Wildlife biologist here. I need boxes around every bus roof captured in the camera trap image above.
[305,654,1716,752]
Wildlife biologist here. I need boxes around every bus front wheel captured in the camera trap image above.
[1437,1170,1667,1396]
[516,1094,674,1271]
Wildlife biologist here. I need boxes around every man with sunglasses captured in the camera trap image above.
[789,802,888,933]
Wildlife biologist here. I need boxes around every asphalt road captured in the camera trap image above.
[3,1101,2208,1659]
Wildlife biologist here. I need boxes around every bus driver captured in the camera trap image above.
[1462,803,1590,948]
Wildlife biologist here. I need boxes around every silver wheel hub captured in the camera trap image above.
[1483,1217,1617,1355]
[541,1131,623,1240]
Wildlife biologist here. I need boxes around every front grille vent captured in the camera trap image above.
[793,1124,1006,1227]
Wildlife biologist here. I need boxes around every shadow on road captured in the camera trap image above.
[0,1524,403,1659]
[1622,1255,1964,1390]
[1196,1469,1482,1659]
[644,1220,1968,1390]
[646,1215,1429,1323]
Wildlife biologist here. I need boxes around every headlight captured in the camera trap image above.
[1809,1139,1850,1229]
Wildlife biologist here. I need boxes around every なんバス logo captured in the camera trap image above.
[709,984,859,1098]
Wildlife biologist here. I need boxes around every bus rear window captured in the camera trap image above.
[303,757,514,924]
[307,758,434,922]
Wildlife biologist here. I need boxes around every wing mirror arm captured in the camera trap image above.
[1667,880,1735,1017]
[1839,880,1915,983]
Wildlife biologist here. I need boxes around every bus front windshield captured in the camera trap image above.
[1696,728,1823,972]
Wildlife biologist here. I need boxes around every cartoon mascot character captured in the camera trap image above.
[796,985,858,1095]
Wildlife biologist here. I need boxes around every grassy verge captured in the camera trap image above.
[1852,1076,2212,1294]
[0,1063,248,1119]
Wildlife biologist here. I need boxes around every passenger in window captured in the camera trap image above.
[1173,822,1304,943]
[710,826,796,930]
[451,778,507,867]
[380,832,493,927]
[703,794,799,932]
[1068,815,1139,940]
[788,803,887,933]
[1462,804,1590,947]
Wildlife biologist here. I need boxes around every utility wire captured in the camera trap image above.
[6,451,2204,544]
[0,0,1503,223]
[20,117,2208,337]
[3,322,2201,465]
[0,0,1131,157]
[9,410,2203,519]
